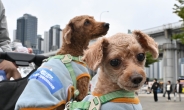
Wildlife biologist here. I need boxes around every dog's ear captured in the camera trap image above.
[82,38,109,71]
[63,22,73,44]
[133,30,159,59]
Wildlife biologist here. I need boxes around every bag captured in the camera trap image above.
[0,69,36,110]
[0,52,47,110]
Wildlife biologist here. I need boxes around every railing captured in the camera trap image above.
[142,21,183,34]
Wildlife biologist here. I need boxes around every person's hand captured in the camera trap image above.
[0,60,21,80]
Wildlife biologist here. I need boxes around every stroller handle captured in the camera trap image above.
[0,52,48,66]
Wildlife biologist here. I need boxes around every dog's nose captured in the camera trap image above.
[131,75,143,84]
[103,23,109,28]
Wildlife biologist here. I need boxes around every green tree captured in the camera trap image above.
[145,52,158,67]
[172,0,184,43]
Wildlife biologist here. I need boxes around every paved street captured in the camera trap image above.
[139,93,184,110]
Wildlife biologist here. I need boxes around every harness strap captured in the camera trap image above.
[46,54,84,98]
[68,90,135,110]
[99,90,135,104]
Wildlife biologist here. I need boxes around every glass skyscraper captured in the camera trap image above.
[16,14,37,49]
[49,25,61,51]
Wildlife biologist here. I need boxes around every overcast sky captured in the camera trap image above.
[2,0,181,41]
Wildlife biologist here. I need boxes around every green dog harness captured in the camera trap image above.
[15,54,90,110]
[46,54,84,98]
[66,90,136,110]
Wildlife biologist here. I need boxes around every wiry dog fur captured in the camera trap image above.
[83,30,158,95]
[57,15,109,102]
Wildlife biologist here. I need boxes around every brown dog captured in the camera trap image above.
[57,15,109,56]
[80,31,158,110]
[57,15,109,101]
[15,15,109,110]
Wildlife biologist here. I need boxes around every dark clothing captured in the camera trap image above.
[174,84,182,93]
[163,90,166,97]
[167,91,171,100]
[151,82,159,102]
[153,91,158,101]
[151,82,159,91]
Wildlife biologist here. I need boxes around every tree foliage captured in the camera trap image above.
[145,52,158,67]
[172,0,184,43]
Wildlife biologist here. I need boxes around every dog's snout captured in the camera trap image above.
[131,75,143,84]
[103,23,109,28]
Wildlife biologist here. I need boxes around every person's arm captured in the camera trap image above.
[0,0,21,80]
[170,85,172,92]
[151,83,154,90]
[0,0,12,52]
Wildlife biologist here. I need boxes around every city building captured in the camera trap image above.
[13,30,17,41]
[142,22,184,85]
[37,35,44,54]
[48,25,62,51]
[16,14,37,49]
[43,31,49,53]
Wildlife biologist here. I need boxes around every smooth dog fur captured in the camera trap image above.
[83,30,158,95]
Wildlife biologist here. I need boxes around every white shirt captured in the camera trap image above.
[177,84,179,93]
[167,85,170,91]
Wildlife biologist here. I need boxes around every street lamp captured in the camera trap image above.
[100,11,109,21]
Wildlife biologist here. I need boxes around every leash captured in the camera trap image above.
[43,54,84,98]
[66,90,135,110]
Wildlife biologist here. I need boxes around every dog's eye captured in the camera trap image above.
[110,59,121,67]
[84,20,90,25]
[137,53,145,62]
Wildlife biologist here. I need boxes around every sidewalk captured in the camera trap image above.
[139,93,184,110]
[138,93,184,97]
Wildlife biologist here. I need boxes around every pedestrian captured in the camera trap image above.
[163,84,167,97]
[0,0,21,80]
[151,78,159,102]
[174,79,182,102]
[166,80,172,101]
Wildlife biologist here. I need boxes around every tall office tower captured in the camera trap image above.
[16,14,37,48]
[13,30,17,41]
[37,35,44,54]
[60,31,63,48]
[41,39,44,53]
[44,31,49,53]
[49,25,61,51]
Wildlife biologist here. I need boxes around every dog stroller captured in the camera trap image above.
[0,52,47,110]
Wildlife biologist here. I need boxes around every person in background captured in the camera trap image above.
[27,48,33,54]
[0,0,21,80]
[162,83,167,97]
[166,80,172,101]
[174,80,182,102]
[151,78,159,102]
[13,42,33,54]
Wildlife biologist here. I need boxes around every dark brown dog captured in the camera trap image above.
[57,15,109,109]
